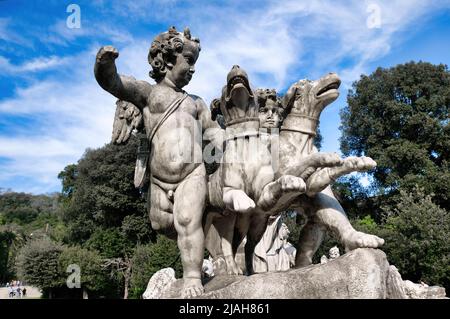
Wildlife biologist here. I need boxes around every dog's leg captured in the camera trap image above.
[294,214,327,267]
[215,211,242,275]
[257,175,306,212]
[305,157,377,196]
[245,214,270,275]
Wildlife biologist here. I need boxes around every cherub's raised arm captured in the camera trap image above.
[94,46,151,109]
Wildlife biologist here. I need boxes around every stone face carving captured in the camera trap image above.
[329,246,340,259]
[142,267,176,299]
[95,25,386,297]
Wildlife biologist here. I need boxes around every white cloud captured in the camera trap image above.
[0,55,71,74]
[41,20,134,47]
[0,18,29,46]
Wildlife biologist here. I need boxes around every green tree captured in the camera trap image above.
[16,239,64,298]
[60,136,149,244]
[381,188,450,292]
[0,228,18,283]
[339,62,450,293]
[85,228,132,258]
[59,246,113,298]
[340,61,450,209]
[129,235,182,299]
[58,136,155,298]
[58,164,78,199]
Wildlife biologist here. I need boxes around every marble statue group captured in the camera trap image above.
[94,26,385,298]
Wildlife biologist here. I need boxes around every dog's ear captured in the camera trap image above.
[210,98,222,121]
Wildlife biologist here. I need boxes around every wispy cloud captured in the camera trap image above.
[0,55,71,74]
[41,20,134,46]
[0,17,29,46]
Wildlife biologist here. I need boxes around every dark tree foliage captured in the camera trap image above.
[314,127,323,151]
[16,239,64,297]
[60,136,151,245]
[129,235,182,299]
[339,61,450,294]
[0,192,58,225]
[0,192,64,283]
[352,189,450,293]
[380,189,450,292]
[59,246,115,298]
[85,228,132,259]
[58,164,77,199]
[0,229,16,283]
[340,61,450,209]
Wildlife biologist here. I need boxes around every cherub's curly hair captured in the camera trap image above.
[148,26,201,83]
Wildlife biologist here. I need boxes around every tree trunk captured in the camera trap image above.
[82,288,89,299]
[123,263,132,299]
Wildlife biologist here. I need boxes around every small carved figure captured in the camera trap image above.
[320,246,340,264]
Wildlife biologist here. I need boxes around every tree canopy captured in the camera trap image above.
[340,61,450,209]
[338,61,450,293]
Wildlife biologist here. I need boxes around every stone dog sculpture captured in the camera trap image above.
[204,69,385,275]
[204,66,381,275]
[205,65,309,274]
[276,75,384,267]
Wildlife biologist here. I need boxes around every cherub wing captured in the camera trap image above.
[111,100,143,144]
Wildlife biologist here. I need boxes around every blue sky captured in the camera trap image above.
[1,0,450,194]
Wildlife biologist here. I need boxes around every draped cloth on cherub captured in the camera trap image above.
[134,93,188,189]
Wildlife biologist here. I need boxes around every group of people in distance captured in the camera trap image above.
[6,281,26,298]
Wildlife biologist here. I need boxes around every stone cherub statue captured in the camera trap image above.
[95,26,223,298]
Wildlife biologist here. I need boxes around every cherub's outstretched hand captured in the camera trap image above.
[96,46,119,64]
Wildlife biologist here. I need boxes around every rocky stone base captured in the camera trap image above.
[152,248,446,299]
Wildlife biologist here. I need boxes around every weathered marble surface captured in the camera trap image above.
[142,267,176,299]
[159,249,447,299]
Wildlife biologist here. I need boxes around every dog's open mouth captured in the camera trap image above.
[226,75,253,101]
[316,80,341,97]
[229,75,247,87]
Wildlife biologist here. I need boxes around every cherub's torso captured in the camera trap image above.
[141,84,204,183]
